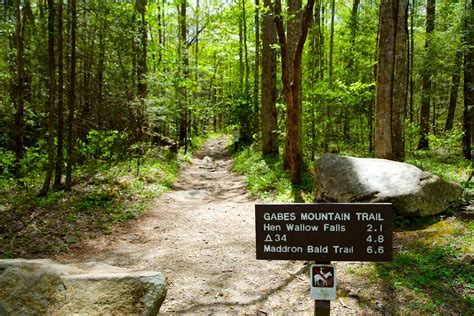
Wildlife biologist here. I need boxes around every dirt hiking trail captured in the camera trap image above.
[58,137,365,314]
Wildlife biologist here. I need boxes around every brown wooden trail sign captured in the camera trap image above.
[255,203,393,262]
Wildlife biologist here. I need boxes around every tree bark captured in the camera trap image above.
[13,0,25,178]
[418,0,435,149]
[445,50,462,131]
[96,28,105,129]
[261,0,278,157]
[136,0,147,99]
[54,0,64,189]
[253,0,260,135]
[329,0,335,84]
[375,0,396,159]
[39,0,56,196]
[66,0,76,190]
[136,0,148,141]
[178,0,188,152]
[409,0,415,123]
[347,0,360,72]
[392,0,408,161]
[243,0,250,98]
[375,0,408,161]
[462,0,474,160]
[275,0,315,184]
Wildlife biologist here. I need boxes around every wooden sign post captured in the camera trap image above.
[255,203,393,314]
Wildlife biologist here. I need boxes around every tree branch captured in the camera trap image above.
[274,0,287,59]
[187,24,207,47]
[294,0,315,67]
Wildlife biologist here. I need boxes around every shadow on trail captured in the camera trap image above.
[173,263,311,314]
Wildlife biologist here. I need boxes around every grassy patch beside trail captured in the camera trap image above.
[377,218,473,314]
[231,144,313,203]
[0,134,212,259]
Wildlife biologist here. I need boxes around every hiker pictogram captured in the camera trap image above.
[312,266,335,288]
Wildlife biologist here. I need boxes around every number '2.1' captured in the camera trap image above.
[366,224,383,232]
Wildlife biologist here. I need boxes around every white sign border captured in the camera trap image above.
[310,264,337,300]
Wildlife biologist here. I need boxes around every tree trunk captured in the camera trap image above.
[243,0,250,98]
[54,0,64,190]
[96,29,105,129]
[462,0,474,160]
[136,0,147,99]
[253,0,260,134]
[375,0,396,159]
[347,0,360,72]
[314,0,323,81]
[136,0,148,141]
[39,0,56,196]
[375,0,408,161]
[329,0,335,84]
[178,0,188,152]
[445,50,462,131]
[66,0,76,190]
[409,0,415,123]
[392,0,408,161]
[239,4,244,93]
[157,0,163,66]
[261,0,278,157]
[319,2,325,81]
[418,0,435,149]
[238,0,251,144]
[13,0,25,178]
[275,0,315,184]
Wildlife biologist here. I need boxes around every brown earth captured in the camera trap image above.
[55,137,393,314]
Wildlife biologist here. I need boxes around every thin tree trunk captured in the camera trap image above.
[274,0,315,184]
[54,0,64,189]
[329,0,335,84]
[243,0,250,98]
[409,0,415,123]
[261,0,278,157]
[157,0,163,66]
[136,0,147,99]
[375,0,396,159]
[253,0,260,134]
[319,3,325,81]
[136,0,148,141]
[444,50,462,131]
[96,29,105,129]
[347,0,360,72]
[462,0,474,160]
[39,0,56,196]
[392,0,408,161]
[239,5,244,93]
[13,0,25,178]
[66,0,76,190]
[418,0,435,149]
[178,0,188,152]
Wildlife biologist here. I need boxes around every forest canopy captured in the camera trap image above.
[0,0,472,191]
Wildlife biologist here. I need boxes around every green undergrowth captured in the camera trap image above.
[232,144,313,202]
[0,135,209,258]
[347,218,473,314]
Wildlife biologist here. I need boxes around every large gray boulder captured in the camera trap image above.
[314,154,464,217]
[0,259,167,315]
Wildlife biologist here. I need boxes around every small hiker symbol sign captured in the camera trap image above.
[310,264,336,300]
